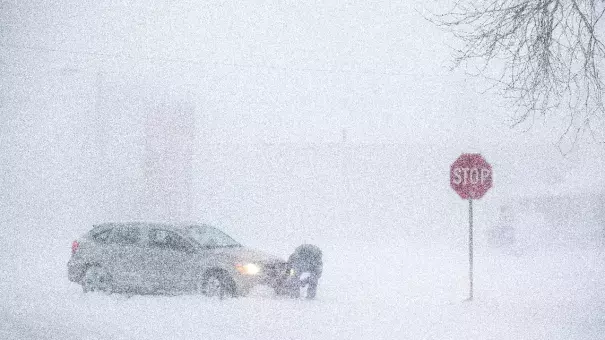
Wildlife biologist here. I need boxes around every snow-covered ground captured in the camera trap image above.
[2,235,604,340]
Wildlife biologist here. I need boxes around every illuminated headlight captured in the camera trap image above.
[235,263,261,275]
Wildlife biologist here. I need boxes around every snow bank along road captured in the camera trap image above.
[1,243,604,340]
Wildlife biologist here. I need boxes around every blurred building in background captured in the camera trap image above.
[499,191,605,250]
[93,75,195,224]
[144,102,195,222]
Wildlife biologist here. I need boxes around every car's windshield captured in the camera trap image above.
[185,225,241,248]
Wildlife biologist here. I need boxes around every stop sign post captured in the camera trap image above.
[450,153,493,301]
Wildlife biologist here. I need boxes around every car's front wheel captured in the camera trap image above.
[82,265,113,293]
[199,270,235,299]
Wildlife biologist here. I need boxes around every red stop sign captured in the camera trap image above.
[450,154,493,199]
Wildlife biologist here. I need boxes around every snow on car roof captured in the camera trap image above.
[92,221,217,230]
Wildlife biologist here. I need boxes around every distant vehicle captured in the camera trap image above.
[68,222,288,298]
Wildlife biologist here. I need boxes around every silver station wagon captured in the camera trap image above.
[68,222,287,298]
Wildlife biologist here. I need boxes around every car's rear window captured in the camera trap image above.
[91,228,112,243]
[110,227,141,245]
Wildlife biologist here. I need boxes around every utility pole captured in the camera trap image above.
[340,128,351,230]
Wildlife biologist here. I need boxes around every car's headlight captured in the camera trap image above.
[235,263,261,275]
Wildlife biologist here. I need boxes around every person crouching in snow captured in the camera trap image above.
[285,244,323,299]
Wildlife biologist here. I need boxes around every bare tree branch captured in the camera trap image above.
[429,0,605,150]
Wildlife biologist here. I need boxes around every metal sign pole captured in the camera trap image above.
[451,154,492,302]
[468,198,474,301]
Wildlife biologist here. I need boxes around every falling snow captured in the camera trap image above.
[1,1,604,339]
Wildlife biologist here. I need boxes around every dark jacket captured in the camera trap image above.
[288,244,323,273]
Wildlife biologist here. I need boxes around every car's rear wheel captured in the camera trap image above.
[199,270,235,299]
[82,265,113,293]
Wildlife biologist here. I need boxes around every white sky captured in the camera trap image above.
[0,0,590,142]
[0,0,501,141]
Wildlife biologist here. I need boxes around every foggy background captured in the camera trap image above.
[1,0,604,259]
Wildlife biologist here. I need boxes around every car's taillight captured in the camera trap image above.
[71,240,79,255]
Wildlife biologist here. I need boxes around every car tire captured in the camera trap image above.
[199,270,236,299]
[82,265,113,294]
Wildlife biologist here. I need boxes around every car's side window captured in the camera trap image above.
[149,229,191,252]
[92,229,112,243]
[109,227,141,245]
